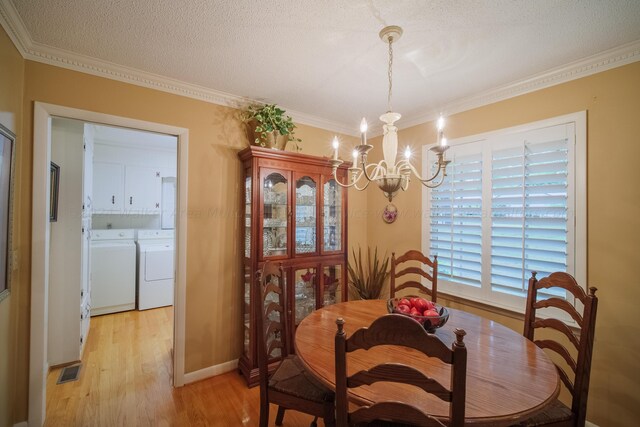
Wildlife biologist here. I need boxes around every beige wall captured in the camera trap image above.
[366,62,640,427]
[0,24,24,427]
[5,54,363,422]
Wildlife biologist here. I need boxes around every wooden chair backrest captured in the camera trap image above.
[390,250,438,302]
[255,262,289,392]
[523,271,598,426]
[334,314,467,427]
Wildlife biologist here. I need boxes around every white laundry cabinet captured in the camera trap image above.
[92,142,176,215]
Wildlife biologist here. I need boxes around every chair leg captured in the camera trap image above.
[259,399,269,427]
[310,416,318,427]
[275,406,286,426]
[323,401,336,427]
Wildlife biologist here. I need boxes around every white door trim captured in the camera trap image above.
[30,102,189,426]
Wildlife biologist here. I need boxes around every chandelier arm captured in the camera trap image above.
[419,171,447,189]
[331,168,361,189]
[401,176,410,191]
[352,179,372,191]
[362,160,384,182]
[401,160,445,183]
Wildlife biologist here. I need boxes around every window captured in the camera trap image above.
[422,112,586,314]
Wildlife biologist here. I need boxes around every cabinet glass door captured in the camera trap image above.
[293,267,317,326]
[295,176,317,255]
[263,269,284,361]
[323,179,342,252]
[243,264,251,357]
[322,265,343,306]
[244,174,251,258]
[263,172,288,258]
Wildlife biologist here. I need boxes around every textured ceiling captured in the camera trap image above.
[9,0,640,133]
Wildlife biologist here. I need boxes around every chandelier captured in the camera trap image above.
[329,25,450,202]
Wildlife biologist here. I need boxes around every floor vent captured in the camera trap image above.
[57,364,81,384]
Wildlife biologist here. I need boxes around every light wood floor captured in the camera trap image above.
[46,307,322,426]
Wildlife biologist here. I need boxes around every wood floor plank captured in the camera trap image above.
[46,307,325,426]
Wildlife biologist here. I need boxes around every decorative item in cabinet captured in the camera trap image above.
[262,172,288,257]
[294,267,317,326]
[323,179,342,252]
[237,145,349,387]
[295,175,317,255]
[322,264,343,306]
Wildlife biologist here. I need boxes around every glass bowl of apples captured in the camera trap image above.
[387,296,450,333]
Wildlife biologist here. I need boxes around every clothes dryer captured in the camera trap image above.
[137,229,175,310]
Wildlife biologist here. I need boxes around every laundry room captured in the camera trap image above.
[47,117,178,369]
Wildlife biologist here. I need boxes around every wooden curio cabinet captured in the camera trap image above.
[238,146,349,386]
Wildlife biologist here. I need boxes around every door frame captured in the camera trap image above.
[30,102,189,426]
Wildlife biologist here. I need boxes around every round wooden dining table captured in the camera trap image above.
[294,299,560,426]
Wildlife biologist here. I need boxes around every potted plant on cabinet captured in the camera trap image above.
[242,104,302,151]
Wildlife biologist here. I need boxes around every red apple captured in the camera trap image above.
[399,298,411,307]
[417,298,432,312]
[423,309,440,327]
[423,300,435,310]
[396,304,411,314]
[423,309,439,317]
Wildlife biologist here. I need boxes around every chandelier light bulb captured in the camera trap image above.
[332,136,339,159]
[360,118,368,133]
[404,146,411,159]
[437,115,445,131]
[441,137,448,147]
[360,118,368,145]
[352,150,358,162]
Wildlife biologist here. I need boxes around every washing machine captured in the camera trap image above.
[90,229,137,316]
[137,229,175,310]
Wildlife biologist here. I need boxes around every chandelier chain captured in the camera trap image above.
[387,36,393,112]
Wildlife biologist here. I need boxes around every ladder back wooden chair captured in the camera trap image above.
[334,314,467,427]
[256,262,335,427]
[516,271,599,427]
[390,250,438,302]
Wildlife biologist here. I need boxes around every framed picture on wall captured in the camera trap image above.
[0,124,16,303]
[50,162,60,222]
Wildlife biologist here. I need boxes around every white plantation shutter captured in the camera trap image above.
[430,146,483,287]
[423,113,584,313]
[490,125,571,297]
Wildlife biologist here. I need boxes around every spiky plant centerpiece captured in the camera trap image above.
[347,246,390,300]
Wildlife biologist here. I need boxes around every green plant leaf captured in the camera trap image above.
[347,245,389,300]
[244,103,302,147]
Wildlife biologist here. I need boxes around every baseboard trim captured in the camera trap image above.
[585,421,598,427]
[183,359,238,384]
[13,422,28,427]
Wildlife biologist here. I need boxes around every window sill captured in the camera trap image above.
[438,291,581,334]
[438,291,526,322]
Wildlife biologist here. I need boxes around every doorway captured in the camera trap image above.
[30,103,188,426]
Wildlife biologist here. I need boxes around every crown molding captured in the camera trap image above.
[0,0,358,136]
[2,0,638,139]
[0,0,28,55]
[399,38,640,132]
